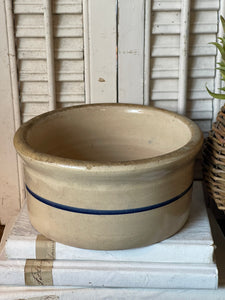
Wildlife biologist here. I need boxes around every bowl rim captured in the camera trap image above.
[14,103,204,172]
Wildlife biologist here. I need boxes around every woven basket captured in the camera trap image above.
[202,15,225,211]
[203,106,225,211]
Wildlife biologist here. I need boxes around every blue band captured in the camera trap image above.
[26,183,192,215]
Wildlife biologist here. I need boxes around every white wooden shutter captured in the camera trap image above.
[14,0,85,123]
[14,0,221,135]
[83,0,220,137]
[150,0,219,136]
[0,1,21,224]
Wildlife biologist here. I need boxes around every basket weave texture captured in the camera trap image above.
[203,106,225,211]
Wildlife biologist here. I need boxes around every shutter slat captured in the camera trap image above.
[55,51,83,60]
[16,27,83,37]
[195,120,212,132]
[151,56,215,79]
[14,0,82,14]
[152,100,213,120]
[187,111,212,119]
[20,81,84,94]
[16,13,83,38]
[152,0,219,11]
[18,50,83,60]
[152,11,217,34]
[21,94,84,103]
[151,34,217,57]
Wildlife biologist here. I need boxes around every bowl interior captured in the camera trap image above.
[25,106,192,162]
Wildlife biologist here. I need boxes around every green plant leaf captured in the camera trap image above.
[217,62,225,67]
[222,72,225,81]
[220,15,225,33]
[216,68,225,78]
[206,16,225,98]
[210,42,225,60]
[217,66,225,71]
[218,37,225,48]
[218,69,225,81]
[206,85,225,99]
[216,66,225,81]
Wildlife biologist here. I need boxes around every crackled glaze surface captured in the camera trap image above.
[14,104,203,250]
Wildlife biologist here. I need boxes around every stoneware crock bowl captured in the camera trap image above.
[14,103,203,250]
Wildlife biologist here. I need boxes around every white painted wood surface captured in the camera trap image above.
[13,0,220,129]
[14,0,85,123]
[14,0,83,14]
[43,0,56,111]
[150,3,218,135]
[0,0,20,224]
[83,0,117,103]
[118,0,145,104]
[0,259,218,289]
[3,182,215,264]
[177,0,191,115]
[5,0,25,207]
[144,0,152,105]
[1,286,225,300]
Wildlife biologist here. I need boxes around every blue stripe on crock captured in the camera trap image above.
[25,183,193,215]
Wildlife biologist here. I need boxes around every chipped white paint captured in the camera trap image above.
[5,1,21,134]
[151,57,215,79]
[83,0,117,103]
[152,34,216,57]
[118,0,145,104]
[151,1,218,134]
[83,0,91,103]
[14,0,82,14]
[144,0,152,105]
[177,0,191,115]
[0,1,21,225]
[15,0,220,131]
[4,0,24,215]
[43,0,56,111]
[15,14,83,37]
[14,0,85,123]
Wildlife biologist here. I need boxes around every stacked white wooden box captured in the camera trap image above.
[0,182,219,294]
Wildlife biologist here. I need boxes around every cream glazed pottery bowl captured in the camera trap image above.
[14,104,203,250]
